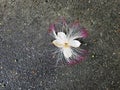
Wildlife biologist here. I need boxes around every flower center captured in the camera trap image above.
[64,42,69,48]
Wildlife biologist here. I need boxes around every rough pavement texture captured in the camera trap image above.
[0,0,120,90]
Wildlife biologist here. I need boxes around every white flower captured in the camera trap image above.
[52,32,81,59]
[48,18,88,65]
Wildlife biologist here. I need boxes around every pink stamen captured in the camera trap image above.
[80,28,88,38]
[81,50,89,55]
[70,20,80,28]
[68,60,77,65]
[48,24,55,33]
[63,19,67,26]
[55,17,67,26]
[68,56,85,65]
[77,56,85,62]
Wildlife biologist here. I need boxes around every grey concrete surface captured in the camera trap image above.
[0,0,120,90]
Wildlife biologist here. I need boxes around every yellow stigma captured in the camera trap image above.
[63,43,70,48]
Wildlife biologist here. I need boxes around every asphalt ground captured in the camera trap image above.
[0,0,120,90]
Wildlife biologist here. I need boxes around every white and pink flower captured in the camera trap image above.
[48,18,88,65]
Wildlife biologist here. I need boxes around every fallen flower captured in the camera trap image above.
[48,18,88,65]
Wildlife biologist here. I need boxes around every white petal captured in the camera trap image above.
[69,40,81,47]
[63,48,72,58]
[57,32,67,41]
[52,40,63,47]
